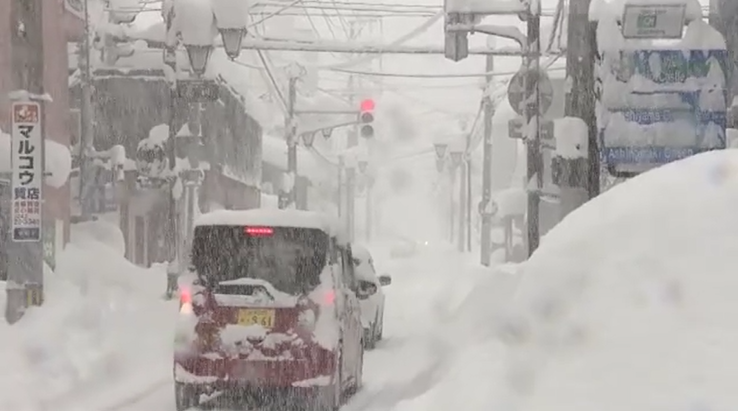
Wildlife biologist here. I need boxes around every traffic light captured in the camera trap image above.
[359,98,375,138]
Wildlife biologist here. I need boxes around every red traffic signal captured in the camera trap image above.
[359,98,375,138]
[360,99,375,112]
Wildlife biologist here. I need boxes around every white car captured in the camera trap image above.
[351,244,392,349]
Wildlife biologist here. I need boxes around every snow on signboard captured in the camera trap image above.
[11,102,43,242]
[595,17,728,173]
[444,0,526,14]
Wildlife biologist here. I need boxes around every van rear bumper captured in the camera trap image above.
[174,354,334,388]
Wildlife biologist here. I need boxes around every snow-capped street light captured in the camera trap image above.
[449,145,464,168]
[219,28,246,59]
[211,0,249,59]
[175,0,217,76]
[301,131,317,148]
[184,44,213,76]
[434,142,448,160]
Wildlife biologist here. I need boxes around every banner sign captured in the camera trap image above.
[598,49,728,170]
[11,102,43,242]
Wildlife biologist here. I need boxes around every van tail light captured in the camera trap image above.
[180,286,193,315]
[323,290,335,306]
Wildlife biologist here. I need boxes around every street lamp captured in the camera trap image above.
[211,0,249,59]
[184,45,213,77]
[219,28,246,59]
[301,131,317,148]
[175,0,217,76]
[358,160,368,174]
[449,145,464,169]
[434,142,448,161]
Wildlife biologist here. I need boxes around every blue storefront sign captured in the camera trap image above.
[599,49,728,169]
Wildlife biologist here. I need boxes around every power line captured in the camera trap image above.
[328,66,566,78]
[248,0,305,27]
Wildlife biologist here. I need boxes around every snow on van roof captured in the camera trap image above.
[194,209,344,238]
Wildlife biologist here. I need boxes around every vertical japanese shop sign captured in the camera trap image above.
[11,102,42,242]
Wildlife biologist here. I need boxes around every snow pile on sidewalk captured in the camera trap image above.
[355,149,738,411]
[493,150,738,411]
[0,219,174,411]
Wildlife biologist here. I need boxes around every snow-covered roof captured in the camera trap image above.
[194,208,344,238]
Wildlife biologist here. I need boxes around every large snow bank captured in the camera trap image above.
[0,220,173,411]
[488,150,738,410]
[0,132,72,188]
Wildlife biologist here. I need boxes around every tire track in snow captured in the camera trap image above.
[97,378,171,411]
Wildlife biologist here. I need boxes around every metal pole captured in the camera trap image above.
[457,161,466,252]
[466,139,472,252]
[345,22,359,242]
[337,156,343,216]
[7,0,46,323]
[710,0,738,116]
[284,76,298,209]
[78,0,95,218]
[366,183,372,241]
[480,54,495,265]
[566,0,599,202]
[449,167,455,242]
[525,9,543,258]
[164,8,179,298]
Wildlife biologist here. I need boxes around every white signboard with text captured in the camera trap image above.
[621,4,686,39]
[11,102,43,242]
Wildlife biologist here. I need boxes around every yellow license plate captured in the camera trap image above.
[237,309,275,328]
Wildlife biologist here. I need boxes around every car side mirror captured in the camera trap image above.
[378,274,392,286]
[357,280,378,299]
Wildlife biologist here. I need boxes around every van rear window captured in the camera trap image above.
[191,226,329,295]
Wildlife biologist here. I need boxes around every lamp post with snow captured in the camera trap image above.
[449,143,467,252]
[434,142,448,173]
[162,0,223,297]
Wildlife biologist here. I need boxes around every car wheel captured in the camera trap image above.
[175,382,199,411]
[375,310,384,341]
[313,343,342,411]
[363,327,376,350]
[354,340,364,393]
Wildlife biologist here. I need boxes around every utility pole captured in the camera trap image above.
[466,134,472,252]
[345,21,360,241]
[457,158,466,252]
[164,6,180,298]
[449,166,455,242]
[710,0,738,115]
[78,0,95,219]
[6,0,46,323]
[281,75,298,209]
[525,8,543,257]
[480,54,494,265]
[565,0,598,205]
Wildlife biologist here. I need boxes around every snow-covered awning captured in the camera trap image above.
[0,132,72,188]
